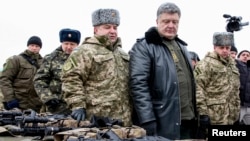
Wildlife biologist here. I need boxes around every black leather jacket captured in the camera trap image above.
[129,27,197,140]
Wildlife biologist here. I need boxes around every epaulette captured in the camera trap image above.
[136,37,145,42]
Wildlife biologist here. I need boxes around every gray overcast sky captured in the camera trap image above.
[0,0,249,69]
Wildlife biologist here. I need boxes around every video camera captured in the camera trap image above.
[223,14,249,33]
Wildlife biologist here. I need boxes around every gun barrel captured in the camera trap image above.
[0,111,22,116]
[10,127,46,136]
[9,126,72,136]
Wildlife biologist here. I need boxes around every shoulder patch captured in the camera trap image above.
[63,61,72,71]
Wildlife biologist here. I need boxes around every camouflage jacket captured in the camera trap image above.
[34,46,69,103]
[62,36,132,126]
[0,49,43,112]
[194,51,240,124]
[0,84,3,110]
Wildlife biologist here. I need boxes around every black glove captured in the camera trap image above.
[71,108,86,122]
[200,115,210,128]
[197,115,210,139]
[45,98,61,107]
[45,99,71,115]
[141,121,157,136]
[90,115,123,127]
[5,99,19,110]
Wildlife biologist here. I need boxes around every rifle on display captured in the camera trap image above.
[65,129,123,141]
[0,109,148,141]
[8,109,73,137]
[0,110,22,126]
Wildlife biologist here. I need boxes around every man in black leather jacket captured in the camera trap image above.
[129,2,198,140]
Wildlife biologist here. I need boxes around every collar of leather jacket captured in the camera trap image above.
[144,27,187,46]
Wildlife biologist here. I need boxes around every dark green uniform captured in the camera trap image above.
[0,50,43,112]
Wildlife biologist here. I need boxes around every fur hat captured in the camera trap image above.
[92,8,120,26]
[27,36,42,48]
[230,45,238,53]
[213,32,234,46]
[59,28,81,44]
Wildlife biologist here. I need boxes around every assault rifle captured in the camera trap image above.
[2,109,126,140]
[8,109,72,138]
[10,126,73,137]
[66,129,122,141]
[66,135,173,141]
[0,110,22,126]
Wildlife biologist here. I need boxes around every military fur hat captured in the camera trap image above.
[213,32,234,46]
[230,45,238,53]
[27,36,42,48]
[92,8,120,26]
[59,28,81,44]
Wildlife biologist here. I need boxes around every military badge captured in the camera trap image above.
[63,61,72,71]
[68,33,72,38]
[224,36,229,42]
[111,12,116,17]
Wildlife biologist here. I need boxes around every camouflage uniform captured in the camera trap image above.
[194,51,240,125]
[62,36,132,126]
[34,47,69,113]
[0,74,3,110]
[0,50,43,112]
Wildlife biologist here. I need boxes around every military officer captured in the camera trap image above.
[34,28,81,115]
[194,32,240,138]
[0,36,43,112]
[61,8,132,126]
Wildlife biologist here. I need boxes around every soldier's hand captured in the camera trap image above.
[71,108,86,122]
[141,121,157,136]
[45,98,61,107]
[5,99,19,110]
[197,115,210,139]
[200,115,210,128]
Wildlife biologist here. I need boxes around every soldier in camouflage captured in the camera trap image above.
[61,8,132,127]
[0,72,3,110]
[34,28,81,115]
[194,32,240,126]
[0,36,43,112]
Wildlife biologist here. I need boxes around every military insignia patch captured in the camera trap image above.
[63,61,72,71]
[68,33,72,38]
[224,36,229,42]
[111,12,116,17]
